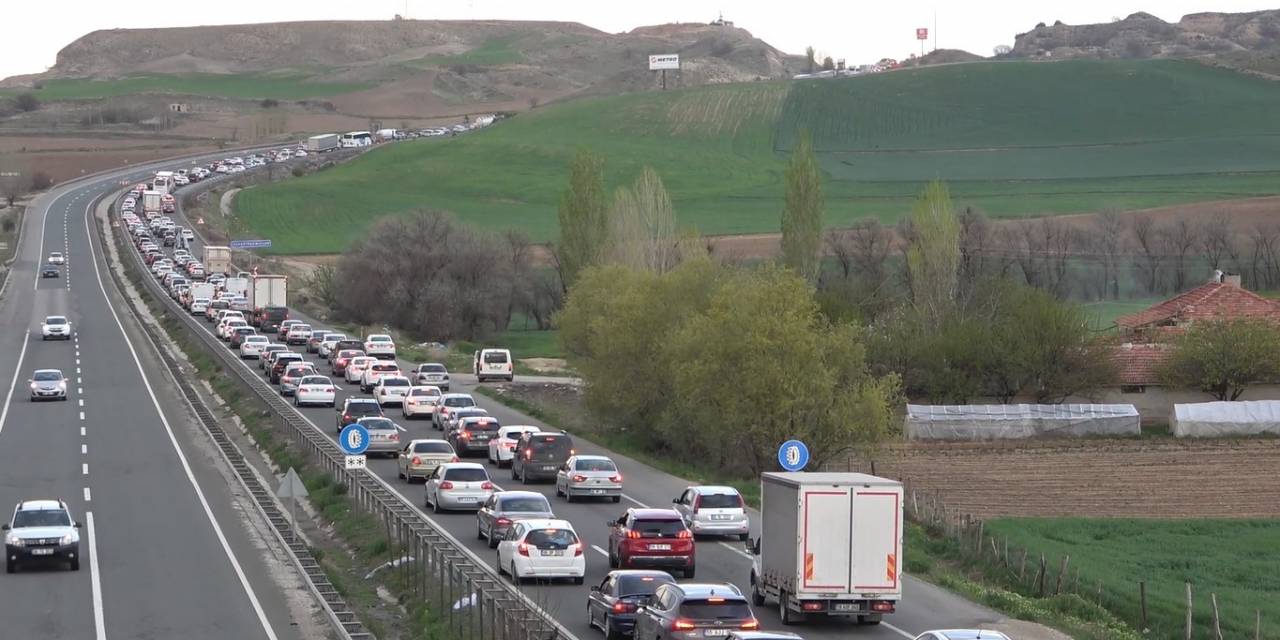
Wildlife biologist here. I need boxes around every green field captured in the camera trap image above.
[236,59,1280,254]
[1082,297,1164,331]
[986,518,1280,639]
[3,72,372,101]
[408,36,525,68]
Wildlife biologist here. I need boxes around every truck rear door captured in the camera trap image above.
[799,485,902,596]
[800,488,852,592]
[850,488,901,595]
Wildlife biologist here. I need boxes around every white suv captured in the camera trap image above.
[373,376,412,406]
[40,315,71,341]
[4,499,81,573]
[360,361,402,393]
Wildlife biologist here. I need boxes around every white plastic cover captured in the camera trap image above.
[904,404,1141,440]
[1171,401,1280,438]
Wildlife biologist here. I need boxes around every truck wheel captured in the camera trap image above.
[750,575,765,606]
[779,592,797,625]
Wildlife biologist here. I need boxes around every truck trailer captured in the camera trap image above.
[247,274,288,318]
[142,190,162,215]
[748,472,903,625]
[305,134,340,153]
[202,246,232,275]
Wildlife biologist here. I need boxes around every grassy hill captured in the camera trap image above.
[237,59,1280,254]
[4,72,372,101]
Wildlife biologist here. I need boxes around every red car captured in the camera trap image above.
[332,349,365,376]
[606,508,695,579]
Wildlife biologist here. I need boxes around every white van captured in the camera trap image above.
[473,348,513,383]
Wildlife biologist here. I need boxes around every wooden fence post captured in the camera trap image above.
[1019,549,1028,582]
[1054,555,1070,595]
[1211,593,1223,640]
[1140,581,1148,631]
[975,521,985,554]
[1036,553,1047,597]
[1256,609,1261,640]
[1185,582,1194,640]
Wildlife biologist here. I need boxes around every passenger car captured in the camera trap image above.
[442,407,489,435]
[396,439,457,483]
[336,397,383,431]
[360,361,401,393]
[46,252,65,265]
[238,335,271,359]
[285,323,313,346]
[331,349,364,376]
[586,570,677,640]
[511,432,574,484]
[279,363,318,396]
[364,334,397,359]
[4,499,81,573]
[294,375,336,408]
[401,385,442,419]
[555,455,623,503]
[672,486,750,540]
[433,393,476,430]
[344,356,376,384]
[496,518,585,584]
[424,463,495,512]
[317,334,347,357]
[913,632,1012,640]
[258,344,288,369]
[269,352,305,384]
[473,348,513,382]
[372,374,411,405]
[476,491,554,549]
[631,583,759,639]
[487,425,541,467]
[449,416,501,457]
[607,509,695,578]
[40,315,71,340]
[410,363,450,391]
[29,369,68,401]
[355,417,401,457]
[40,264,60,278]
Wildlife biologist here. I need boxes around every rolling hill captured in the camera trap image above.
[236,58,1280,254]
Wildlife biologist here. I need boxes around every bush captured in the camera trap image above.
[30,172,52,191]
[260,98,279,108]
[2,217,15,233]
[14,93,39,112]
[291,166,305,178]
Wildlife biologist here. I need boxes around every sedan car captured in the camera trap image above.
[359,361,401,393]
[424,462,494,513]
[672,486,750,540]
[449,416,501,456]
[40,264,60,278]
[487,425,541,467]
[356,417,401,457]
[238,335,271,359]
[396,439,457,483]
[373,375,412,406]
[294,375,337,408]
[228,326,257,349]
[258,344,289,368]
[632,583,758,639]
[363,333,396,359]
[344,356,376,384]
[317,334,347,358]
[555,455,623,503]
[476,491,554,549]
[29,369,68,401]
[40,315,71,341]
[496,518,585,585]
[278,363,318,396]
[586,570,677,640]
[401,385,442,420]
[285,324,313,346]
[410,362,450,391]
[46,252,64,265]
[4,499,81,573]
[913,632,1011,640]
[433,393,476,430]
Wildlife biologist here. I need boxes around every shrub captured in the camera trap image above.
[30,171,53,190]
[14,93,39,112]
[260,98,279,108]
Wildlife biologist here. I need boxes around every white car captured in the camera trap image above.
[496,518,585,584]
[219,319,249,340]
[359,361,401,393]
[345,356,376,384]
[40,315,71,341]
[317,334,347,358]
[294,375,337,408]
[238,335,271,359]
[401,386,443,419]
[363,334,396,359]
[373,376,412,406]
[285,324,313,346]
[47,252,65,265]
[180,229,195,241]
[433,393,477,430]
[424,463,495,513]
[487,425,542,467]
[190,298,209,315]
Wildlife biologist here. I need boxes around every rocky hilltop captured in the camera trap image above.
[1011,10,1280,61]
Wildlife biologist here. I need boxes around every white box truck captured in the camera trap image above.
[187,282,215,308]
[248,274,288,314]
[202,246,232,275]
[305,134,340,153]
[222,276,249,300]
[748,472,903,625]
[142,190,162,215]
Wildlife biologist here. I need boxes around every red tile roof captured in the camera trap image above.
[1111,343,1173,386]
[1115,282,1280,331]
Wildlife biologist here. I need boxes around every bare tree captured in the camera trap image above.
[607,166,680,273]
[1092,209,1126,300]
[1165,218,1197,292]
[1247,224,1280,289]
[1199,212,1233,272]
[1130,214,1166,295]
[826,229,856,281]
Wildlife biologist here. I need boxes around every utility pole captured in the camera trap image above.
[934,11,938,52]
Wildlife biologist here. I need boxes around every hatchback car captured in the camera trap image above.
[450,416,501,457]
[294,375,336,408]
[410,362,450,391]
[424,462,495,512]
[511,432,574,484]
[487,425,541,467]
[228,326,257,349]
[29,369,68,401]
[4,499,81,573]
[40,264,60,278]
[401,385,442,420]
[432,393,476,430]
[477,491,554,549]
[373,375,412,406]
[556,455,623,503]
[356,417,401,457]
[40,315,71,341]
[672,486,750,541]
[270,353,305,384]
[632,583,759,639]
[496,518,585,584]
[329,340,364,364]
[607,509,695,578]
[336,397,383,432]
[396,439,457,483]
[587,570,678,640]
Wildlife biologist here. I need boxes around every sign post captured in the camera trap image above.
[916,27,929,58]
[339,423,370,478]
[648,54,680,90]
[275,466,309,543]
[777,440,811,472]
[229,239,271,274]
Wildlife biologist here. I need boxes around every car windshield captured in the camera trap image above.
[678,600,753,620]
[412,442,453,454]
[632,519,685,536]
[360,418,396,431]
[300,377,330,385]
[483,352,508,364]
[338,350,362,358]
[421,364,447,373]
[444,397,474,408]
[46,317,67,325]
[697,493,744,509]
[499,497,550,513]
[382,378,410,387]
[13,509,71,528]
[33,371,62,382]
[348,402,380,414]
[410,388,440,397]
[616,574,675,596]
[526,528,577,547]
[442,467,488,482]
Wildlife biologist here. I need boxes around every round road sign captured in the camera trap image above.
[777,440,810,472]
[339,424,370,456]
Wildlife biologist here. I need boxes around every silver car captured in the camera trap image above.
[29,369,68,401]
[424,463,494,513]
[672,486,750,540]
[555,455,623,503]
[476,491,555,548]
[411,362,450,391]
[355,417,402,457]
[397,439,456,483]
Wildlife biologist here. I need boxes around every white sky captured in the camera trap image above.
[2,1,1277,81]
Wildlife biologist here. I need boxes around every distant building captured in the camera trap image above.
[710,13,734,27]
[168,103,189,113]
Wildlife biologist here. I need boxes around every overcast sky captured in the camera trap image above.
[3,0,1278,81]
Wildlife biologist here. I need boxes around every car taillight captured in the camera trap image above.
[609,474,623,483]
[523,449,532,459]
[496,517,511,525]
[517,543,530,557]
[572,474,587,483]
[740,619,760,630]
[439,481,454,490]
[676,530,692,539]
[480,482,494,490]
[802,601,826,611]
[571,542,583,557]
[625,530,640,539]
[671,619,697,631]
[611,601,634,614]
[459,432,470,440]
[389,433,399,441]
[411,456,422,465]
[693,496,702,512]
[342,414,351,421]
[872,601,895,613]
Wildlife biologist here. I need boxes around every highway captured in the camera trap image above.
[0,155,316,640]
[140,168,1010,639]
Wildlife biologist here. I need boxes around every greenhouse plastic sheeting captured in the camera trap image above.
[1171,401,1280,438]
[904,404,1141,440]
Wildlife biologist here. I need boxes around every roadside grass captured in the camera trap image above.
[408,36,525,67]
[984,518,1280,640]
[236,59,1280,253]
[5,72,372,101]
[0,206,22,264]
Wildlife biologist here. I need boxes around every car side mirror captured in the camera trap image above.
[672,498,680,504]
[589,585,600,592]
[74,522,82,529]
[335,406,342,412]
[0,524,8,530]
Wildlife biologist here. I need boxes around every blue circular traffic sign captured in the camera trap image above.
[339,424,370,455]
[777,440,810,472]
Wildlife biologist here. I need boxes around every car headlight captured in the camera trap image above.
[6,534,23,547]
[29,382,38,391]
[60,533,76,546]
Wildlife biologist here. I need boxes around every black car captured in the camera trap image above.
[40,264,60,278]
[587,570,677,639]
[510,432,574,484]
[336,398,383,432]
[632,583,759,640]
[448,417,501,456]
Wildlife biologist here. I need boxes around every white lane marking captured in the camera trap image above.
[395,422,407,432]
[0,333,31,436]
[84,487,92,502]
[87,511,106,640]
[77,367,81,374]
[76,358,81,365]
[621,493,646,506]
[34,195,52,291]
[78,377,82,384]
[82,463,89,475]
[883,621,915,639]
[79,399,84,407]
[79,411,85,420]
[84,199,281,640]
[82,444,87,454]
[81,427,86,436]
[590,545,608,558]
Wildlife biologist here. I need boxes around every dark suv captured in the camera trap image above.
[632,583,758,639]
[336,398,383,432]
[329,340,364,364]
[510,432,573,484]
[270,353,305,384]
[257,306,288,332]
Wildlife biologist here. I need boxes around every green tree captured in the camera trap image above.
[1002,286,1116,403]
[1160,318,1280,401]
[555,150,609,290]
[14,93,39,112]
[805,46,816,73]
[905,180,960,328]
[780,132,824,282]
[822,56,836,71]
[608,166,680,273]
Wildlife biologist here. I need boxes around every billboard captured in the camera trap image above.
[916,28,929,40]
[648,54,680,70]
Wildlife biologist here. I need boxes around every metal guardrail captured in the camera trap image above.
[102,194,573,640]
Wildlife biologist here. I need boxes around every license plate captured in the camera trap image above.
[712,514,731,521]
[541,465,556,471]
[590,489,604,495]
[540,550,564,557]
[704,631,730,637]
[649,543,671,551]
[456,497,477,503]
[31,548,54,556]
[833,603,860,612]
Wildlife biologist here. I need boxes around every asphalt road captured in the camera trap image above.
[147,168,1009,639]
[0,153,315,640]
